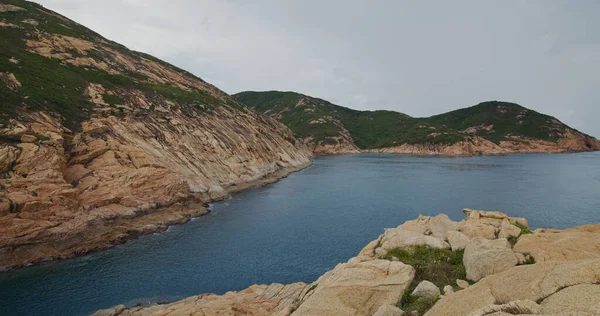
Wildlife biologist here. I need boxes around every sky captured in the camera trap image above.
[36,0,600,137]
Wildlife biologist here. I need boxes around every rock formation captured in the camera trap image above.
[94,209,600,315]
[0,1,312,270]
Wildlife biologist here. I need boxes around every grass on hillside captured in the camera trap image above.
[235,91,575,149]
[0,1,226,132]
[384,245,467,315]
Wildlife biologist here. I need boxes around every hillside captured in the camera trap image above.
[0,1,311,270]
[235,91,600,155]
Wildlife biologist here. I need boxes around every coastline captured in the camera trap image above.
[315,146,600,157]
[0,161,313,272]
[93,209,600,316]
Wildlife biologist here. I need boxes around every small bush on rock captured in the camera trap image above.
[385,245,467,314]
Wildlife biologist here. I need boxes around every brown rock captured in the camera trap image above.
[463,238,518,281]
[426,259,600,316]
[513,224,600,262]
[92,282,308,316]
[20,134,37,143]
[292,259,415,316]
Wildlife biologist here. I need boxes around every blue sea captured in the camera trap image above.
[1,153,599,315]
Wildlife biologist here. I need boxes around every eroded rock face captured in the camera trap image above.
[0,108,312,270]
[365,131,600,157]
[292,259,415,316]
[425,259,600,316]
[92,282,309,316]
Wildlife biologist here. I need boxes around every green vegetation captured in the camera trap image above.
[507,235,519,247]
[512,222,533,235]
[384,245,467,314]
[101,93,125,106]
[33,133,49,141]
[235,91,579,149]
[507,223,534,247]
[302,283,318,301]
[520,256,536,265]
[0,0,228,131]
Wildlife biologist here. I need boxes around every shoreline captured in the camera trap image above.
[93,209,600,316]
[0,161,313,272]
[314,147,600,157]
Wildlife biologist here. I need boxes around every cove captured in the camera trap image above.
[1,153,599,316]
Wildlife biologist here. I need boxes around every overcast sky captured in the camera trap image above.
[36,0,600,136]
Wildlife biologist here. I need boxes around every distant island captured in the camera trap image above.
[235,91,600,156]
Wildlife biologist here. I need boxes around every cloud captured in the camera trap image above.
[36,0,600,136]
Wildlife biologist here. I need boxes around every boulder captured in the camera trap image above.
[498,219,521,238]
[411,280,440,300]
[463,238,518,281]
[20,134,37,143]
[459,223,496,240]
[509,217,529,229]
[447,230,470,251]
[513,224,600,262]
[426,259,600,316]
[428,214,459,240]
[292,260,415,316]
[456,279,469,289]
[442,285,454,295]
[380,228,450,250]
[373,304,405,316]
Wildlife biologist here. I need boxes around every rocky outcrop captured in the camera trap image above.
[0,2,313,271]
[513,224,600,262]
[92,282,309,316]
[292,258,415,316]
[365,131,600,157]
[426,259,600,316]
[0,110,311,270]
[93,209,600,316]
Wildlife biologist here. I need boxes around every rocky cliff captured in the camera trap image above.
[235,91,600,156]
[94,209,600,316]
[0,1,312,270]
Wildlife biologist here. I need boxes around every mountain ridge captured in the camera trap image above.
[234,90,600,156]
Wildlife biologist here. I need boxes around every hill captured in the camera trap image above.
[0,0,311,270]
[234,91,600,155]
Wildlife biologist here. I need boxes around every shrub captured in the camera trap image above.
[385,245,467,314]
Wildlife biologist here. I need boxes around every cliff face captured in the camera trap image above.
[94,210,600,316]
[235,91,600,156]
[0,1,312,270]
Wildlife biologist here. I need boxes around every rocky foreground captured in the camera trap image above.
[94,209,600,316]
